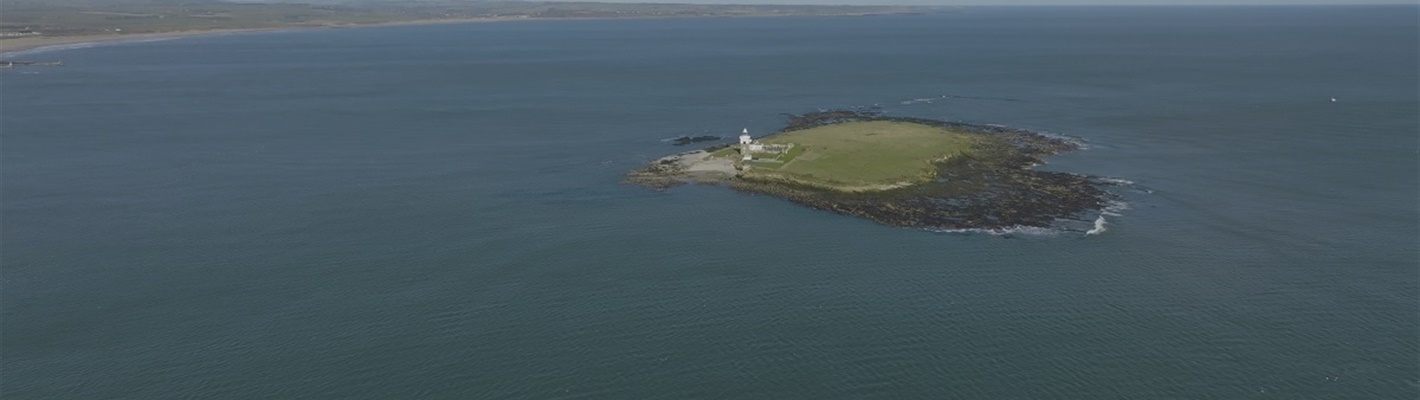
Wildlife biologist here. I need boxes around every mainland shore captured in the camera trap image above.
[1,29,264,55]
[0,17,541,55]
[0,10,915,56]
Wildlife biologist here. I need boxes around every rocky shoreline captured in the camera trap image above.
[627,110,1117,232]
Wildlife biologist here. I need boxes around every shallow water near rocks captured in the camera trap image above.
[3,6,1417,399]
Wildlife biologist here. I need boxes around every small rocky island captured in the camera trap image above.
[627,110,1116,232]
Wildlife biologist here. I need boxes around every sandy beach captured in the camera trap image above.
[0,29,272,55]
[0,10,913,57]
[0,17,532,56]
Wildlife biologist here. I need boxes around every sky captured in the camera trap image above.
[292,0,1419,5]
[881,0,1416,4]
[634,0,1419,4]
[270,0,1420,6]
[570,0,1419,4]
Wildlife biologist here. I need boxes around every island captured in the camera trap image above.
[627,110,1116,232]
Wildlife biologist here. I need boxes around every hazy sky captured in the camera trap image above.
[283,0,1420,6]
[593,0,1418,4]
[909,0,1417,4]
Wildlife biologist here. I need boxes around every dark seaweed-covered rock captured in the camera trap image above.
[670,135,721,146]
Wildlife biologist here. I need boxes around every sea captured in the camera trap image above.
[2,6,1416,399]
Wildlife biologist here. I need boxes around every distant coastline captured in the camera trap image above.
[2,28,258,55]
[0,17,519,55]
[0,1,929,56]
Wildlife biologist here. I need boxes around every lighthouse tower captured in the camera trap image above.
[739,128,753,161]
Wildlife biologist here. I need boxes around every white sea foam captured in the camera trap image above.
[1099,177,1135,186]
[899,94,1027,105]
[1102,200,1130,217]
[1085,215,1108,235]
[929,225,1063,236]
[899,97,939,105]
[1033,130,1088,149]
[1084,200,1132,235]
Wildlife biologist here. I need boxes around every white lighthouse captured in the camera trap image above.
[739,128,753,161]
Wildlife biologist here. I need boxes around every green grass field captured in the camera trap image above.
[747,121,980,191]
[708,147,739,159]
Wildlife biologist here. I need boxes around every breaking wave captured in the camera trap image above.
[928,225,1064,236]
[1085,215,1109,235]
[1033,130,1089,149]
[1102,200,1130,217]
[900,97,939,105]
[1082,200,1131,236]
[899,94,1025,105]
[1099,177,1156,194]
[1099,177,1136,186]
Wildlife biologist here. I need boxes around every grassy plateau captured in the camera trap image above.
[742,121,980,191]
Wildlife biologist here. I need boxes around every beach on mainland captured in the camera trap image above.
[0,17,540,55]
[0,1,927,56]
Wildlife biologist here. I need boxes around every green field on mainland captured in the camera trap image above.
[744,121,981,191]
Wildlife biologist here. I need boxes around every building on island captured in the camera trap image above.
[738,128,791,162]
[739,128,754,160]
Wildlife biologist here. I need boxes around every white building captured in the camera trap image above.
[740,128,753,160]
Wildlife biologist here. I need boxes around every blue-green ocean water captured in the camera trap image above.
[3,6,1416,399]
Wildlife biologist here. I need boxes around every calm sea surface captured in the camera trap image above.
[3,6,1416,399]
